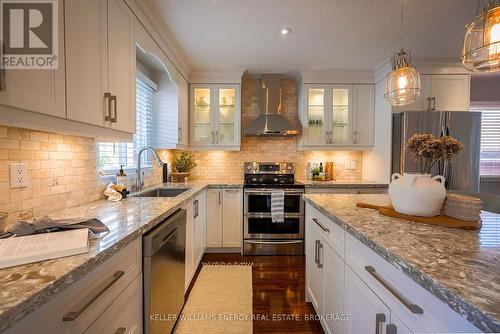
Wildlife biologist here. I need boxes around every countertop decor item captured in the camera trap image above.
[461,0,500,72]
[389,133,464,217]
[384,2,422,106]
[172,151,197,182]
[356,202,481,230]
[104,183,123,201]
[442,194,483,221]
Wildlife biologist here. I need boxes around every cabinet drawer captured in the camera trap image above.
[85,274,142,334]
[306,204,345,258]
[7,239,142,334]
[305,187,387,194]
[345,234,480,333]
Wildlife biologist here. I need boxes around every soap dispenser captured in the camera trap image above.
[116,165,127,188]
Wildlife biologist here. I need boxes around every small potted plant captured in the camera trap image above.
[389,133,464,217]
[171,151,197,182]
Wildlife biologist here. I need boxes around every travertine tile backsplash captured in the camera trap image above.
[174,77,362,181]
[0,126,162,225]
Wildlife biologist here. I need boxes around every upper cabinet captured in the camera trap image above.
[189,84,241,150]
[300,84,374,149]
[393,74,470,112]
[66,0,136,133]
[0,0,65,118]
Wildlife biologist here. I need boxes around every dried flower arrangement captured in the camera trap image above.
[406,133,464,174]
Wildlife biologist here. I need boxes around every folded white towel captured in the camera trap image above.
[271,190,285,223]
[104,183,122,202]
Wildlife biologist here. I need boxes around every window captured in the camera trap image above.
[480,109,500,176]
[97,77,155,171]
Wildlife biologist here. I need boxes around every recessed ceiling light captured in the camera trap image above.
[280,27,292,35]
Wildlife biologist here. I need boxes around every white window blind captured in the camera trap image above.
[480,109,500,176]
[97,78,155,170]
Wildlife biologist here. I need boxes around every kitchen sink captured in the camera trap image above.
[135,188,189,198]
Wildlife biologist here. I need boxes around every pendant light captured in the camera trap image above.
[461,0,500,72]
[384,1,422,107]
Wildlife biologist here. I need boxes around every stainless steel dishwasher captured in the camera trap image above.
[143,209,186,334]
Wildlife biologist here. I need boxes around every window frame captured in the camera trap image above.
[472,101,500,178]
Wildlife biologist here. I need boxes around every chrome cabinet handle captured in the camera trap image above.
[110,95,117,123]
[329,131,334,144]
[178,127,181,143]
[314,240,319,264]
[218,190,221,205]
[216,131,220,144]
[375,313,386,334]
[312,218,330,233]
[63,271,124,321]
[431,97,436,110]
[324,132,329,144]
[104,92,112,121]
[365,266,423,314]
[353,131,358,144]
[193,200,198,218]
[317,242,323,268]
[426,97,431,111]
[386,324,397,334]
[211,131,215,144]
[114,328,126,334]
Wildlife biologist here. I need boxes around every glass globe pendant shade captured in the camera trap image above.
[461,1,500,72]
[384,49,422,107]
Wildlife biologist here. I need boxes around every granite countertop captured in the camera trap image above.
[0,181,240,332]
[297,179,388,188]
[303,194,500,333]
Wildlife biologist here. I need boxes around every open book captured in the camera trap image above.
[0,228,89,269]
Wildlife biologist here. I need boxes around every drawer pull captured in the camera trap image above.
[386,324,397,334]
[314,240,320,264]
[317,242,324,268]
[114,327,126,334]
[365,266,423,314]
[312,218,330,233]
[62,270,125,321]
[375,313,386,334]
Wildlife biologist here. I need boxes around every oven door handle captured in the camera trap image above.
[244,240,303,244]
[244,190,304,195]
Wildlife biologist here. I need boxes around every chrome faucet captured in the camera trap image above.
[136,146,164,192]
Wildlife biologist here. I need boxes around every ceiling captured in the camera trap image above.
[152,0,476,73]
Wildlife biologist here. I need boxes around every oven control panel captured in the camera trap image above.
[244,162,295,174]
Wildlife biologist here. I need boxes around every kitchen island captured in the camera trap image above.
[303,193,500,333]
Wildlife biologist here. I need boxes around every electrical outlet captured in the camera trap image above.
[10,163,28,188]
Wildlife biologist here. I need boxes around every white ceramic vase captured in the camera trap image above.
[388,173,446,217]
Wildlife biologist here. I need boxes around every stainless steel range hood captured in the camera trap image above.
[244,74,300,137]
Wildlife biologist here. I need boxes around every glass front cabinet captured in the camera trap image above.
[189,84,241,150]
[301,84,374,148]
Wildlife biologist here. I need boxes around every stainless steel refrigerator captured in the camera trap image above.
[392,111,482,193]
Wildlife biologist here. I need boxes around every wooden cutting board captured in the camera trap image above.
[356,202,480,230]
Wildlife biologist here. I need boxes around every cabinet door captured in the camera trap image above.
[65,0,106,126]
[84,274,142,334]
[393,75,431,112]
[306,225,323,311]
[197,190,208,255]
[191,85,214,146]
[222,189,242,248]
[322,243,345,334]
[178,75,189,147]
[206,189,223,247]
[215,85,240,147]
[0,0,65,118]
[353,85,374,147]
[184,201,195,290]
[329,85,353,145]
[344,266,390,334]
[107,0,136,133]
[431,75,470,111]
[303,85,328,145]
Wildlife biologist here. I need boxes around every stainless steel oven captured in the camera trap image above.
[243,162,305,255]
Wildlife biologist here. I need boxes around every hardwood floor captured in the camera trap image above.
[189,253,324,334]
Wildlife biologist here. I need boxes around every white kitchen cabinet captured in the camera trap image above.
[0,0,65,118]
[322,243,345,334]
[84,274,142,334]
[301,84,374,149]
[206,188,243,249]
[344,266,391,334]
[194,190,207,265]
[206,189,223,247]
[184,200,195,291]
[222,189,243,247]
[177,74,190,148]
[66,0,135,133]
[190,84,241,150]
[306,224,323,311]
[393,74,470,112]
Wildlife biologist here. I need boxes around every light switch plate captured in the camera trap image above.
[10,163,28,188]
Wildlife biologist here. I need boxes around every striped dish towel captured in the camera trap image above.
[271,190,285,223]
